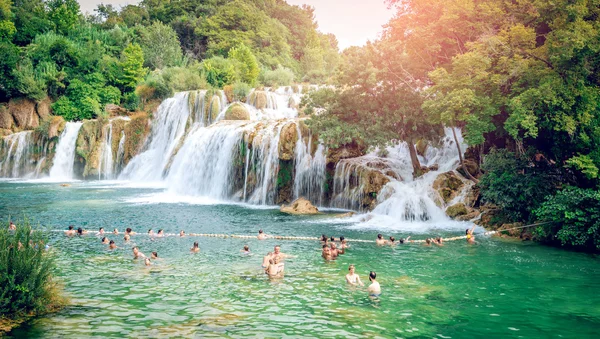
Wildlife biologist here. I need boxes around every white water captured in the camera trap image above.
[49,122,83,180]
[0,131,34,178]
[293,129,327,206]
[98,123,114,180]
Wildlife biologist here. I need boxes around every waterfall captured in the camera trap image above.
[119,92,191,181]
[49,122,83,180]
[98,123,114,180]
[115,131,126,174]
[293,128,327,206]
[0,131,34,178]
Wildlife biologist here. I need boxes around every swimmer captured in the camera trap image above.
[157,229,165,237]
[77,227,87,236]
[151,251,158,259]
[65,225,76,236]
[434,237,444,246]
[376,234,387,246]
[125,227,135,235]
[109,240,117,249]
[148,229,154,236]
[320,234,328,244]
[339,236,348,254]
[272,245,290,261]
[124,234,130,242]
[101,237,109,244]
[262,252,273,268]
[9,221,16,230]
[367,271,381,297]
[265,258,280,277]
[98,227,104,235]
[346,265,364,286]
[113,228,119,235]
[330,236,336,243]
[399,236,410,244]
[424,238,432,246]
[144,258,151,266]
[389,236,396,246]
[132,246,146,259]
[322,245,333,260]
[330,243,339,258]
[190,241,200,253]
[257,229,268,240]
[241,245,251,255]
[179,230,185,237]
[466,225,476,243]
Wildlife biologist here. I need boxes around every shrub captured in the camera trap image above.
[122,92,140,111]
[0,220,57,317]
[478,149,558,223]
[202,56,237,88]
[260,65,294,87]
[534,187,600,251]
[232,82,251,102]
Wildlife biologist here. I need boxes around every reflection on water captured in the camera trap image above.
[1,181,600,338]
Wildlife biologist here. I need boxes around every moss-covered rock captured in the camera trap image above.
[446,203,468,218]
[278,122,298,161]
[224,103,250,120]
[123,112,151,166]
[75,120,104,178]
[280,197,320,215]
[47,116,66,139]
[433,171,465,204]
[210,95,221,122]
[248,91,268,109]
[416,139,428,157]
[327,142,367,165]
[457,159,480,179]
[223,85,234,103]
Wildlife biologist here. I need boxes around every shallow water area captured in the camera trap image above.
[2,181,600,338]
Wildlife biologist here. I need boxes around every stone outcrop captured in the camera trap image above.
[123,112,151,166]
[36,98,52,120]
[327,143,367,165]
[280,197,320,215]
[278,122,298,161]
[224,103,250,120]
[75,120,104,178]
[248,91,268,109]
[47,116,66,139]
[433,171,465,204]
[0,104,11,129]
[457,159,480,179]
[105,104,127,117]
[446,203,468,218]
[416,139,428,156]
[9,98,38,129]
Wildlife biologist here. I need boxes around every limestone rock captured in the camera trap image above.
[446,203,468,218]
[0,128,12,137]
[457,159,480,179]
[455,210,481,221]
[223,85,234,103]
[433,171,465,204]
[280,197,320,215]
[288,96,298,110]
[278,122,298,161]
[327,143,367,164]
[123,112,151,166]
[0,104,12,129]
[36,97,52,120]
[48,116,66,139]
[9,98,38,129]
[105,104,127,117]
[209,95,221,122]
[75,120,104,178]
[416,139,428,156]
[224,103,250,120]
[249,91,269,110]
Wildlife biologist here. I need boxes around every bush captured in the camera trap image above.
[202,56,238,88]
[260,65,294,87]
[122,92,140,111]
[0,220,57,317]
[232,82,251,102]
[161,66,206,92]
[479,149,558,222]
[534,187,600,251]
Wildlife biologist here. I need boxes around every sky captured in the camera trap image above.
[77,0,396,50]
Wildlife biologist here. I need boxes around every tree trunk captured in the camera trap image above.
[408,137,423,178]
[452,126,479,183]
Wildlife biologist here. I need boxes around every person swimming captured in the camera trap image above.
[77,227,87,236]
[151,251,158,259]
[262,252,273,268]
[241,245,251,255]
[389,236,396,246]
[376,234,387,246]
[179,230,185,237]
[97,227,104,235]
[399,236,411,244]
[148,229,154,236]
[346,265,364,286]
[157,229,165,237]
[330,236,336,243]
[322,245,333,261]
[101,237,109,244]
[124,234,131,242]
[257,229,268,240]
[466,225,476,243]
[265,258,283,278]
[109,240,117,249]
[65,225,76,236]
[272,245,290,261]
[434,237,444,246]
[144,258,152,266]
[125,227,136,235]
[330,243,339,258]
[339,236,348,254]
[132,246,146,259]
[424,238,432,246]
[113,228,119,235]
[190,242,200,253]
[9,221,16,230]
[320,234,328,244]
[367,271,381,297]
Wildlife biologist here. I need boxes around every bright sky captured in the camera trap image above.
[77,0,395,50]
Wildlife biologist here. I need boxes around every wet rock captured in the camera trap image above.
[209,96,221,122]
[455,210,481,221]
[36,97,52,120]
[428,164,439,172]
[48,116,66,139]
[416,139,428,156]
[0,104,12,129]
[9,98,38,129]
[278,122,298,161]
[446,203,468,218]
[457,159,480,179]
[223,85,234,103]
[335,212,355,218]
[225,103,250,120]
[280,197,320,215]
[248,91,268,110]
[327,143,366,165]
[288,96,298,110]
[75,120,104,178]
[433,171,464,204]
[123,112,151,166]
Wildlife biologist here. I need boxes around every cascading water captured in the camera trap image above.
[49,122,83,180]
[98,123,114,180]
[0,131,34,178]
[115,131,126,174]
[293,129,327,206]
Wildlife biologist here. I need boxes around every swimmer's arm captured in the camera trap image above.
[357,276,364,287]
[406,236,411,241]
[345,275,354,285]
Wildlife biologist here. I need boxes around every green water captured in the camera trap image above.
[2,181,599,338]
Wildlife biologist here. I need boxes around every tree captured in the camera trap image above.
[11,0,53,46]
[228,43,259,86]
[117,43,147,92]
[0,41,20,100]
[0,0,16,41]
[137,21,183,70]
[47,0,80,35]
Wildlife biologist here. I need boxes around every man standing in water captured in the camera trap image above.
[65,225,76,236]
[376,234,387,246]
[257,230,268,240]
[367,271,381,297]
[272,245,290,261]
[9,221,16,230]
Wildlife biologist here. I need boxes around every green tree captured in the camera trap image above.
[0,0,16,41]
[202,55,237,88]
[137,21,183,70]
[117,43,147,92]
[228,43,259,86]
[0,41,20,100]
[47,0,80,35]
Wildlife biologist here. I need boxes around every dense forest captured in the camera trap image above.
[0,0,599,251]
[0,0,339,119]
[304,0,600,251]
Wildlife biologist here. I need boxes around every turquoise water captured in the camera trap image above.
[2,181,600,338]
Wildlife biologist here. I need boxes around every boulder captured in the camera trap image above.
[47,116,66,139]
[123,112,151,166]
[446,203,468,218]
[428,164,439,172]
[9,98,38,129]
[457,159,480,178]
[105,104,127,117]
[416,139,428,156]
[223,85,234,103]
[0,128,12,137]
[433,171,465,204]
[327,143,367,164]
[0,104,12,129]
[288,96,299,110]
[278,122,298,161]
[75,120,104,178]
[280,197,320,215]
[224,103,250,120]
[209,95,221,122]
[249,91,269,110]
[36,97,52,120]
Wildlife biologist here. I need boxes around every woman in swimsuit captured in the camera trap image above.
[466,225,476,243]
[345,265,364,286]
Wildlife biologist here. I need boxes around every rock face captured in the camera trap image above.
[105,104,127,117]
[75,120,104,178]
[224,103,250,120]
[36,98,52,120]
[9,98,38,129]
[248,91,269,109]
[433,171,465,204]
[0,104,11,129]
[457,159,480,178]
[278,122,298,161]
[446,203,468,218]
[123,112,151,166]
[280,197,320,215]
[327,143,367,165]
[47,116,66,139]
